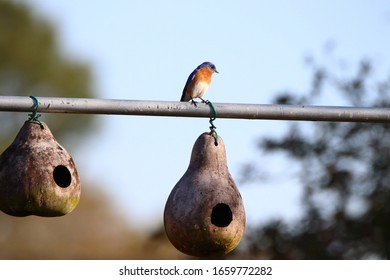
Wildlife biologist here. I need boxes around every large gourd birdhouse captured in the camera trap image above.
[164,132,245,258]
[0,120,81,217]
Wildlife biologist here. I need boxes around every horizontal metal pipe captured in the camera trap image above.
[1,95,390,123]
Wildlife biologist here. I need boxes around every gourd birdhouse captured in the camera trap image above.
[0,120,81,217]
[164,132,245,258]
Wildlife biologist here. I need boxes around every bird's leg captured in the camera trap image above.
[199,97,208,104]
[191,98,198,107]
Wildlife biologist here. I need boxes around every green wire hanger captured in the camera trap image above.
[28,96,44,128]
[205,100,218,146]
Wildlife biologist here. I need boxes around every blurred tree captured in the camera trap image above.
[0,0,94,150]
[235,56,390,259]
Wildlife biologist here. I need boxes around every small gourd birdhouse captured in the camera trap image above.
[0,120,81,217]
[164,132,245,258]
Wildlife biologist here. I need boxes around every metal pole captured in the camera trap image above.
[1,95,390,123]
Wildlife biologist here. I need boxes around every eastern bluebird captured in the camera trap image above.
[180,62,219,105]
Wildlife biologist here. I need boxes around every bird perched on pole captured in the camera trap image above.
[180,62,219,106]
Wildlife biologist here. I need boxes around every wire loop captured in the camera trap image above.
[206,100,218,146]
[28,96,44,128]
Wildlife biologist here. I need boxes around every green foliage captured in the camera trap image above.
[0,0,95,150]
[239,57,390,259]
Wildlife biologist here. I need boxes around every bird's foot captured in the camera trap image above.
[199,97,209,104]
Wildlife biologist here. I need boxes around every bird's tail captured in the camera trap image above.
[180,91,190,102]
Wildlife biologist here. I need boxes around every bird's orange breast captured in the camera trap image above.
[193,67,213,84]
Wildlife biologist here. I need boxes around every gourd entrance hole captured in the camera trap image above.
[211,203,232,227]
[53,165,71,188]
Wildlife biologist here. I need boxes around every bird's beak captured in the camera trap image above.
[215,69,219,73]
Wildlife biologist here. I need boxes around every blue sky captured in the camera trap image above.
[28,0,390,230]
